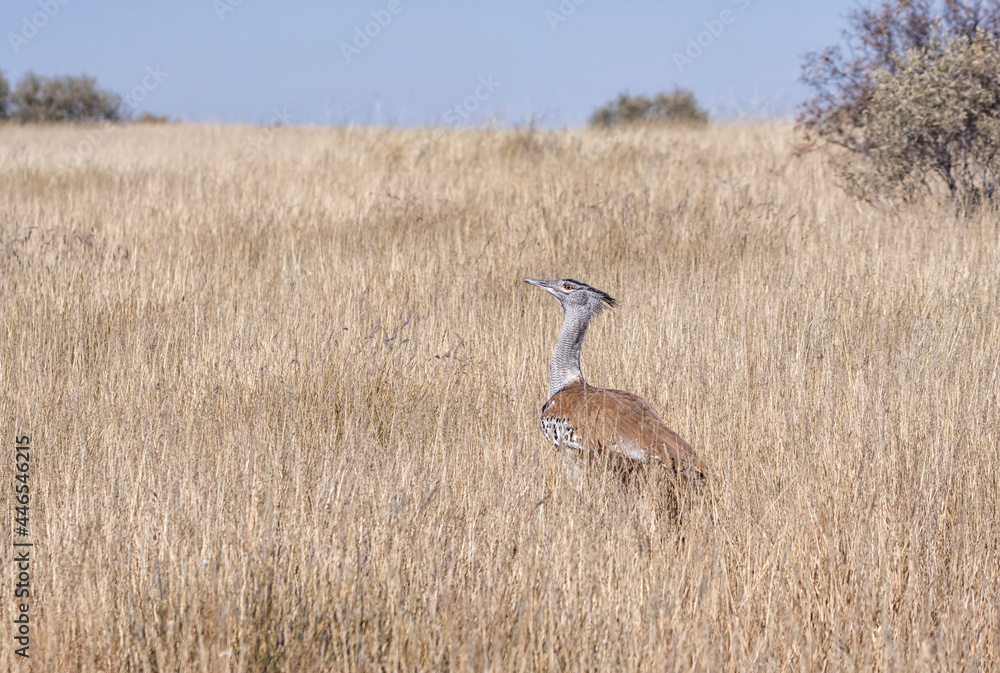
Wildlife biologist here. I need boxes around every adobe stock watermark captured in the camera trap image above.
[341,0,409,64]
[545,0,587,31]
[396,74,501,179]
[8,0,73,54]
[210,106,295,187]
[59,65,169,170]
[442,75,501,124]
[213,0,246,21]
[673,0,750,73]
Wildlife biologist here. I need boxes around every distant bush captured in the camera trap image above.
[0,70,127,123]
[799,0,1000,209]
[134,112,170,124]
[11,72,125,123]
[589,89,708,128]
[0,71,9,120]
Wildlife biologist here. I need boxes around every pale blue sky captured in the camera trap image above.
[1,1,853,126]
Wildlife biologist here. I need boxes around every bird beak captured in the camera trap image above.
[523,278,555,294]
[524,278,561,301]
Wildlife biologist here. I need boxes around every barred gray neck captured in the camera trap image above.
[549,306,591,398]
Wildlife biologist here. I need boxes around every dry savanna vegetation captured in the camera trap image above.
[1,121,998,671]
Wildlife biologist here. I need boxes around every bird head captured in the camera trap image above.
[523,278,617,317]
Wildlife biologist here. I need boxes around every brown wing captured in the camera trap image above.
[541,381,706,480]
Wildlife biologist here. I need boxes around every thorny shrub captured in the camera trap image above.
[799,0,1000,210]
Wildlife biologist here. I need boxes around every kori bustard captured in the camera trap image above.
[524,278,706,483]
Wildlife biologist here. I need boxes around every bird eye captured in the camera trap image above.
[563,283,572,291]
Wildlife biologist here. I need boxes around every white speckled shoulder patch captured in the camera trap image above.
[540,415,584,452]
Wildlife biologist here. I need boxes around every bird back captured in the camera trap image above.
[541,381,706,482]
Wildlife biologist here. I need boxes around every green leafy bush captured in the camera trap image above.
[13,72,125,123]
[2,71,125,123]
[589,88,708,128]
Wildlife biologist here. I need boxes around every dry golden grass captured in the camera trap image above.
[1,121,998,671]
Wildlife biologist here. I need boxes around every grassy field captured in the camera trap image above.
[1,122,998,671]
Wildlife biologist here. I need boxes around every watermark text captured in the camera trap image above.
[12,434,32,659]
[673,0,750,73]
